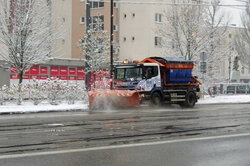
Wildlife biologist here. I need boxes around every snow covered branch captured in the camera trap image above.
[0,0,62,84]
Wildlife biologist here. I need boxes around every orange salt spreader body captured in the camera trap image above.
[88,90,140,109]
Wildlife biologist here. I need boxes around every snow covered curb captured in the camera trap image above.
[197,95,250,105]
[1,95,250,114]
[0,101,88,114]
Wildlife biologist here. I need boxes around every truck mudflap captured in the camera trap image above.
[196,91,203,99]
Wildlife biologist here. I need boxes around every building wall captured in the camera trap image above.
[71,0,119,59]
[222,26,250,83]
[0,61,10,87]
[119,0,169,61]
[51,0,72,59]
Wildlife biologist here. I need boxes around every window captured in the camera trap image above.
[155,13,162,23]
[90,15,104,31]
[242,67,245,74]
[113,25,118,31]
[123,37,126,41]
[155,37,162,47]
[228,42,234,50]
[172,39,178,49]
[143,66,158,79]
[114,2,118,8]
[80,16,85,24]
[132,36,135,41]
[124,14,127,18]
[132,13,135,17]
[229,34,232,38]
[172,0,180,3]
[89,0,104,8]
[47,0,51,5]
[116,67,142,80]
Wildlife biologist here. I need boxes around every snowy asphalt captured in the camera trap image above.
[0,103,250,166]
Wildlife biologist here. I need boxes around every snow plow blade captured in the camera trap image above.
[88,90,140,109]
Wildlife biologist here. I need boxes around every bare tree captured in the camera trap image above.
[202,0,231,84]
[235,0,250,68]
[158,0,230,87]
[0,0,59,84]
[158,0,206,60]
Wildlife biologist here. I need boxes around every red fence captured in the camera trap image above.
[10,65,112,89]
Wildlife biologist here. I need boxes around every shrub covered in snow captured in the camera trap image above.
[1,79,89,106]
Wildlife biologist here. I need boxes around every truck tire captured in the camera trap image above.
[151,92,162,107]
[180,91,196,108]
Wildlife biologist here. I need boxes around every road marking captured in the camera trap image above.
[1,132,250,160]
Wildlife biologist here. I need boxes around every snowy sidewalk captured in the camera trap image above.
[0,101,88,114]
[0,95,250,114]
[198,95,250,105]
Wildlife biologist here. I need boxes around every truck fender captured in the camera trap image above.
[150,88,163,99]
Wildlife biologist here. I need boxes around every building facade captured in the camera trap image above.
[224,26,250,83]
[71,0,119,59]
[118,0,169,61]
[1,0,250,86]
[51,0,119,60]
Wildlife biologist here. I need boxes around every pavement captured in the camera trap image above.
[1,103,250,166]
[0,94,250,114]
[1,133,250,166]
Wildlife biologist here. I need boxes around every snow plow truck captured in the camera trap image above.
[88,57,202,109]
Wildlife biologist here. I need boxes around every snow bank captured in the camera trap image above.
[0,101,88,114]
[1,95,250,114]
[198,95,250,104]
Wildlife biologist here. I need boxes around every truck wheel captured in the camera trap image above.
[184,91,196,108]
[151,92,162,107]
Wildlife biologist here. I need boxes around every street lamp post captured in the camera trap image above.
[200,52,207,84]
[110,0,114,90]
[228,56,231,84]
[85,0,91,90]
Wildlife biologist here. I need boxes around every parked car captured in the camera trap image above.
[226,86,239,94]
[237,85,247,94]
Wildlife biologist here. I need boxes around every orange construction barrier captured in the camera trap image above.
[88,90,140,109]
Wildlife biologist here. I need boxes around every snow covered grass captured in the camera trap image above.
[198,95,250,104]
[0,101,88,114]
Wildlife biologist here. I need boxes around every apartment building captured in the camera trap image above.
[51,0,72,59]
[119,0,169,61]
[71,0,119,59]
[118,0,203,61]
[51,0,119,59]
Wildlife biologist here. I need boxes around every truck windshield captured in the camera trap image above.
[116,67,142,80]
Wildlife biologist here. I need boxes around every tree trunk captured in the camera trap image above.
[93,71,96,90]
[18,70,24,84]
[17,70,24,105]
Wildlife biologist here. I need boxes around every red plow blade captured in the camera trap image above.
[88,90,140,109]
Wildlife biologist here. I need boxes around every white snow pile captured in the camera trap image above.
[0,101,88,114]
[198,95,250,104]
